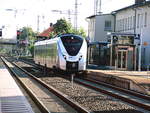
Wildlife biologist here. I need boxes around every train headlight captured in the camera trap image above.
[79,55,82,61]
[63,55,67,60]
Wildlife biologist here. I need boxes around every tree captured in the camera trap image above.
[51,18,87,38]
[19,27,36,40]
[71,27,87,38]
[53,18,72,35]
[49,32,55,38]
[18,27,37,57]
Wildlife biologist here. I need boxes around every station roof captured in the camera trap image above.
[86,14,112,19]
[107,32,136,36]
[37,27,53,38]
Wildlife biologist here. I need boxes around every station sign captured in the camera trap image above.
[143,42,148,46]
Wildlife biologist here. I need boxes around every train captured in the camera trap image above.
[34,34,87,73]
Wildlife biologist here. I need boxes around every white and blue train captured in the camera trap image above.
[34,34,87,73]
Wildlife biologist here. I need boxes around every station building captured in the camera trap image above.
[86,0,150,70]
[86,14,115,42]
[36,23,53,41]
[0,27,17,56]
[114,0,150,70]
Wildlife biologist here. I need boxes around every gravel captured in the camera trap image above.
[41,77,143,113]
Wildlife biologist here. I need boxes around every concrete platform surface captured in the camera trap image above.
[0,68,34,113]
[87,69,150,95]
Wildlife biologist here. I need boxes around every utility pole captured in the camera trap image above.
[135,7,143,71]
[36,0,47,33]
[138,17,143,71]
[37,15,40,33]
[67,9,71,22]
[42,15,46,30]
[51,9,75,23]
[110,35,113,66]
[94,0,102,15]
[138,30,142,71]
[74,0,78,31]
[37,15,46,32]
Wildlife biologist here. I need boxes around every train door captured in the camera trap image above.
[117,50,128,70]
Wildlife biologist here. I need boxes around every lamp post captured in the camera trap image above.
[137,8,143,71]
[110,35,113,66]
[138,27,143,71]
[133,7,143,71]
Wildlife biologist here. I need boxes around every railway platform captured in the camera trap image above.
[86,69,150,95]
[0,60,34,113]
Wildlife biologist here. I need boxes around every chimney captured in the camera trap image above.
[50,23,53,27]
[135,0,145,4]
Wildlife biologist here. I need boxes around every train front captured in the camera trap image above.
[58,34,87,73]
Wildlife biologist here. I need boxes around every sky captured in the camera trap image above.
[0,0,135,34]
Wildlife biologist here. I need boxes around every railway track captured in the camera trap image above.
[6,57,149,113]
[74,78,150,111]
[41,75,150,112]
[17,57,150,111]
[2,57,89,113]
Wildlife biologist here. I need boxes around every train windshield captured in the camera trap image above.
[61,35,83,56]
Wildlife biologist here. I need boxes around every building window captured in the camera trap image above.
[125,18,127,31]
[116,20,119,31]
[144,12,147,27]
[133,16,135,29]
[119,20,121,31]
[130,16,132,30]
[116,20,118,31]
[126,18,128,30]
[117,19,122,32]
[123,19,125,31]
[137,14,140,28]
[127,17,128,30]
[104,20,112,31]
[120,19,123,31]
[141,13,143,28]
[128,17,130,30]
[116,20,119,32]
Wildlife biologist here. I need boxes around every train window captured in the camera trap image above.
[61,35,83,56]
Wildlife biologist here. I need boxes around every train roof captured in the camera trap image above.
[34,34,84,46]
[57,33,83,38]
